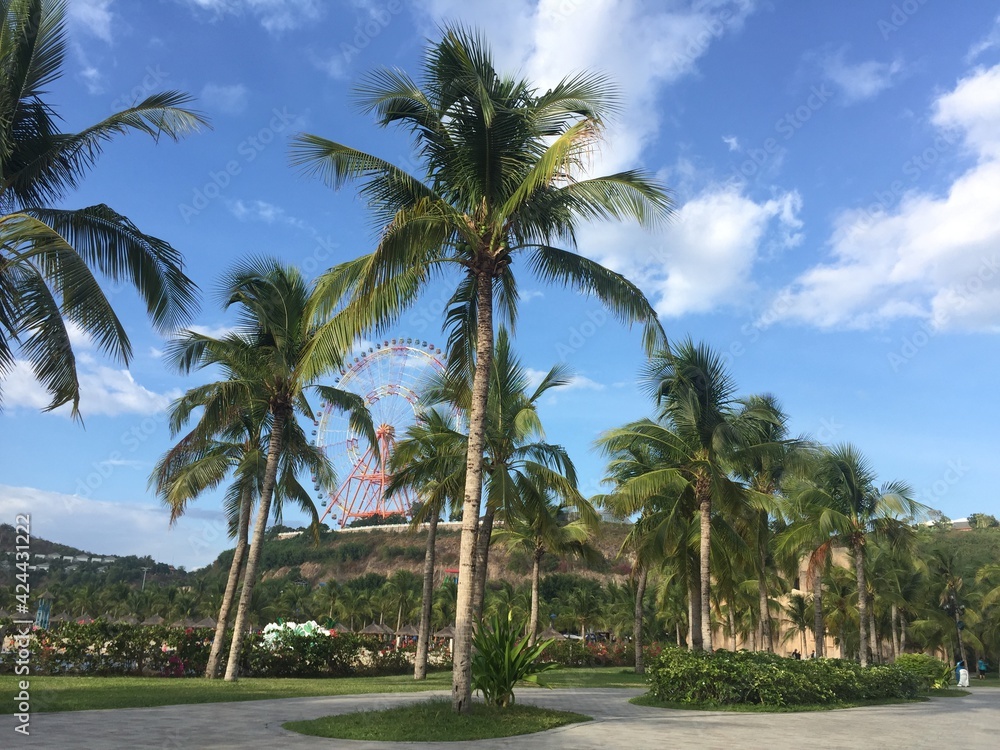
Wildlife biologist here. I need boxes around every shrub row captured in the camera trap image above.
[0,621,417,678]
[646,648,922,707]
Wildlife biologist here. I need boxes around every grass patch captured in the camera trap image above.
[0,672,451,713]
[629,689,969,713]
[0,666,642,713]
[284,699,590,741]
[535,666,647,689]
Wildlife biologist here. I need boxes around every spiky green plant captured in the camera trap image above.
[471,611,556,707]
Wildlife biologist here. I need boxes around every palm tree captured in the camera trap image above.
[167,258,374,681]
[493,498,599,645]
[0,0,206,416]
[151,383,335,678]
[782,593,812,656]
[291,26,670,711]
[389,408,465,680]
[787,444,924,666]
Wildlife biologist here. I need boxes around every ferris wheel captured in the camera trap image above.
[312,337,446,528]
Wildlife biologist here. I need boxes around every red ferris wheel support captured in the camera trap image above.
[318,424,406,527]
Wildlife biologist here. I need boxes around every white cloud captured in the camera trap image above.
[79,65,105,94]
[821,47,904,105]
[722,135,741,152]
[525,367,605,394]
[417,0,758,172]
[187,323,239,339]
[67,0,115,42]
[200,83,249,115]
[227,199,309,230]
[967,15,1000,63]
[521,290,544,302]
[0,485,229,570]
[180,0,323,33]
[581,185,802,318]
[764,64,1000,333]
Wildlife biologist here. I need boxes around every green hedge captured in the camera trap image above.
[0,621,414,678]
[646,648,921,707]
[893,653,951,689]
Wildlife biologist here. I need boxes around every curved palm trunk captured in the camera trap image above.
[452,274,494,714]
[633,567,647,674]
[528,546,542,647]
[812,570,825,658]
[414,511,439,680]
[869,610,878,664]
[205,487,251,678]
[224,409,286,681]
[854,547,868,667]
[890,603,900,660]
[697,475,713,651]
[757,574,772,653]
[471,507,495,619]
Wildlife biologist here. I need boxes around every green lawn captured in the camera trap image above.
[284,699,590,741]
[0,666,644,713]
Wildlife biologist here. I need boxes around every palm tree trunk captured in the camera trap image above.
[675,623,682,647]
[471,507,495,620]
[899,612,907,653]
[687,575,703,651]
[728,607,737,651]
[812,570,825,658]
[414,511,439,680]
[528,547,542,647]
[854,548,868,667]
[451,273,494,714]
[697,476,713,651]
[758,572,772,652]
[890,603,900,661]
[224,408,286,681]
[869,610,878,664]
[633,567,647,674]
[205,487,251,678]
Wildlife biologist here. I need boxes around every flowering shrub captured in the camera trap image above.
[539,639,660,667]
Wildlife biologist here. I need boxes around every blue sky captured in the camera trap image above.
[2,0,999,569]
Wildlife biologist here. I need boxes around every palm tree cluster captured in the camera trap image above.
[597,338,950,670]
[10,7,990,714]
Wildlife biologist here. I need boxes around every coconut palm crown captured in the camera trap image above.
[0,0,207,417]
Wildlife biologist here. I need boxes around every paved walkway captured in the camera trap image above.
[9,686,1000,749]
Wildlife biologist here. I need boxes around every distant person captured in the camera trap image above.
[809,650,815,659]
[957,660,970,687]
[978,657,988,680]
[792,649,801,660]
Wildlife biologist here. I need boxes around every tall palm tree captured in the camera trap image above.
[291,27,670,711]
[782,593,812,655]
[167,258,375,681]
[151,383,335,678]
[785,444,923,666]
[0,0,206,416]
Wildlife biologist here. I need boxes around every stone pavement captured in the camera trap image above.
[9,686,1000,749]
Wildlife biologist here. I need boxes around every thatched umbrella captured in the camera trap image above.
[116,615,139,625]
[331,622,351,633]
[359,622,387,636]
[538,626,566,640]
[433,625,455,639]
[193,617,217,629]
[76,613,94,624]
[396,624,418,637]
[171,618,197,628]
[141,614,165,626]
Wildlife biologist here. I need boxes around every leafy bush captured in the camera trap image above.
[894,653,952,689]
[472,612,557,707]
[646,648,921,707]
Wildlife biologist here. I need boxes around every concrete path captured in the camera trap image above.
[9,686,1000,749]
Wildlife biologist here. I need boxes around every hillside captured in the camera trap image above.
[203,521,635,587]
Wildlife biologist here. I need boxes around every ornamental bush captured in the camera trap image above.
[893,653,952,689]
[645,648,921,707]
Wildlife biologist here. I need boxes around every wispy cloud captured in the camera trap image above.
[67,0,116,42]
[967,15,1000,63]
[200,82,249,115]
[226,198,310,230]
[821,47,904,105]
[179,0,324,34]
